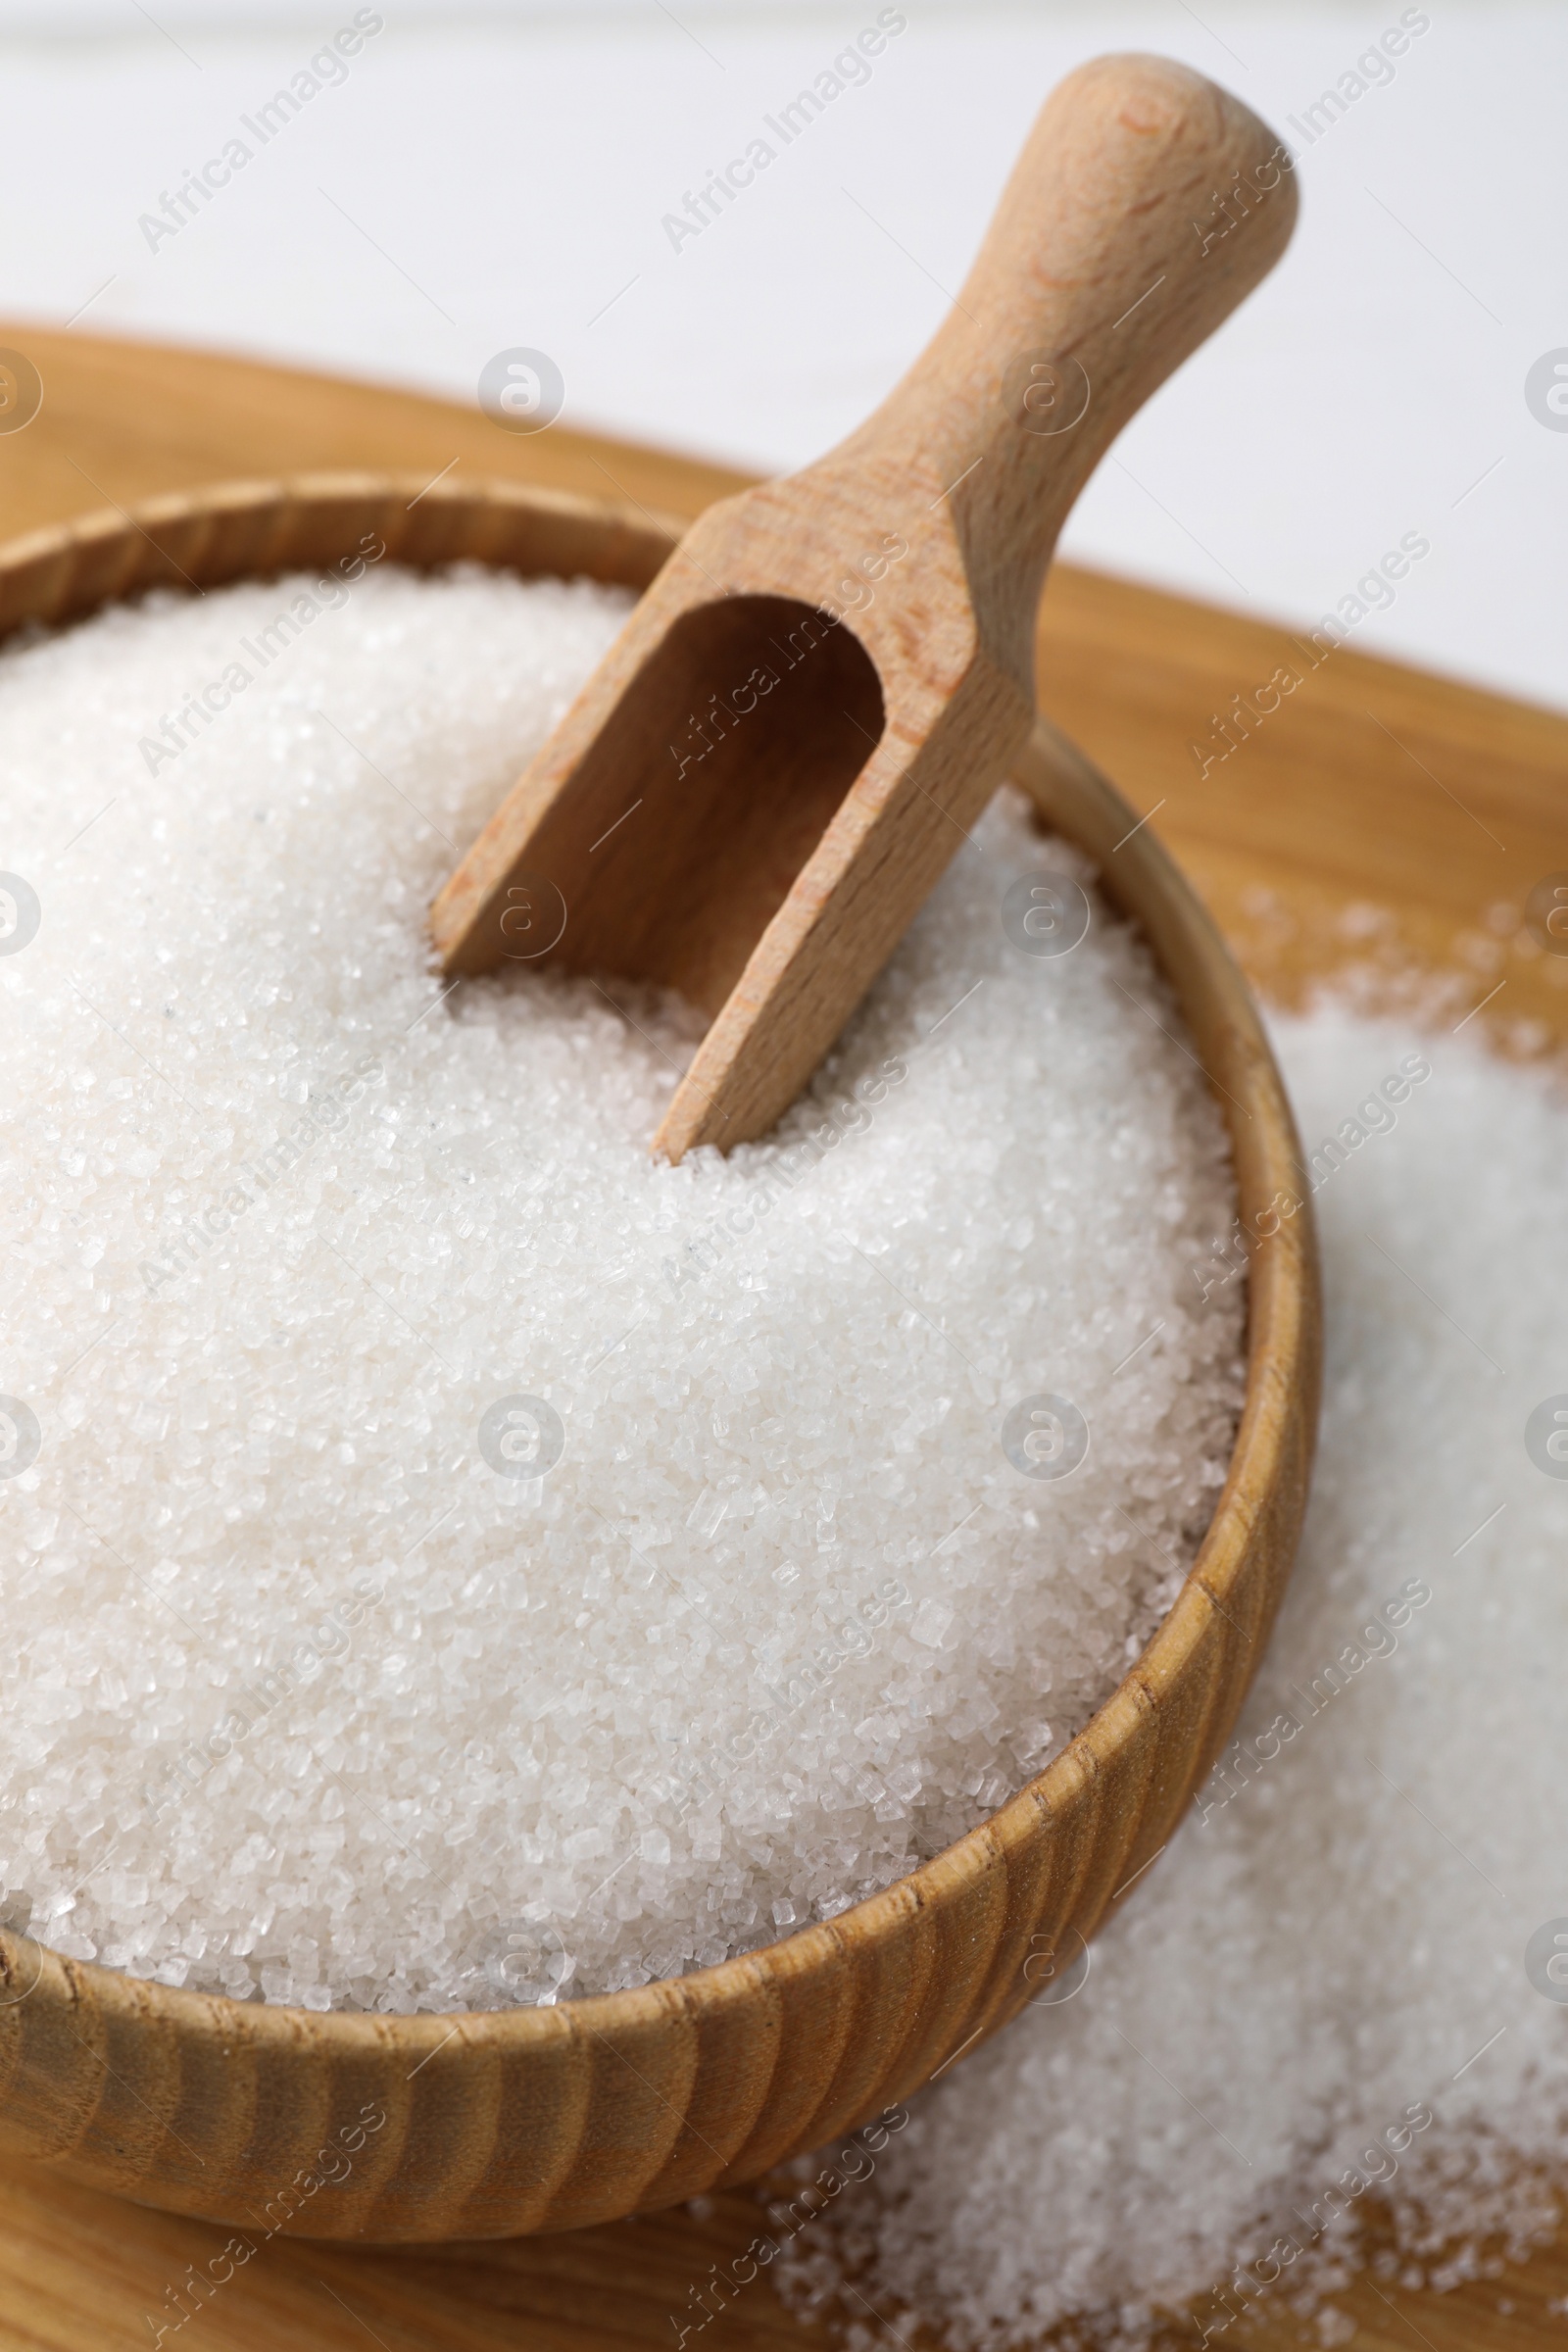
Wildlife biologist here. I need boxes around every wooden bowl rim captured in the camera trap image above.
[0,470,1316,2066]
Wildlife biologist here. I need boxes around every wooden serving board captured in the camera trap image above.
[1,327,1565,2352]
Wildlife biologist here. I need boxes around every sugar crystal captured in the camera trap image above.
[0,564,1244,2010]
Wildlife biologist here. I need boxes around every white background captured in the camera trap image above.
[0,0,1561,708]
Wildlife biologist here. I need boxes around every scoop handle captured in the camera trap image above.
[831,54,1297,662]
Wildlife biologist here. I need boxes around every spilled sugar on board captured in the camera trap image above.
[782,1003,1568,2351]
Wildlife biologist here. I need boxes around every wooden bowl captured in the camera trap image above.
[0,474,1321,2241]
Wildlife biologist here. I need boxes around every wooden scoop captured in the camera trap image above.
[431,52,1297,1160]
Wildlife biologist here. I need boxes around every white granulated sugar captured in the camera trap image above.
[0,563,1244,2013]
[788,1004,1568,2349]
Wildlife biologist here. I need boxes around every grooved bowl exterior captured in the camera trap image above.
[0,475,1322,2242]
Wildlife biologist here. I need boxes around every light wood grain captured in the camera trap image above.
[4,2152,1568,2352]
[0,328,1561,2351]
[430,55,1298,1161]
